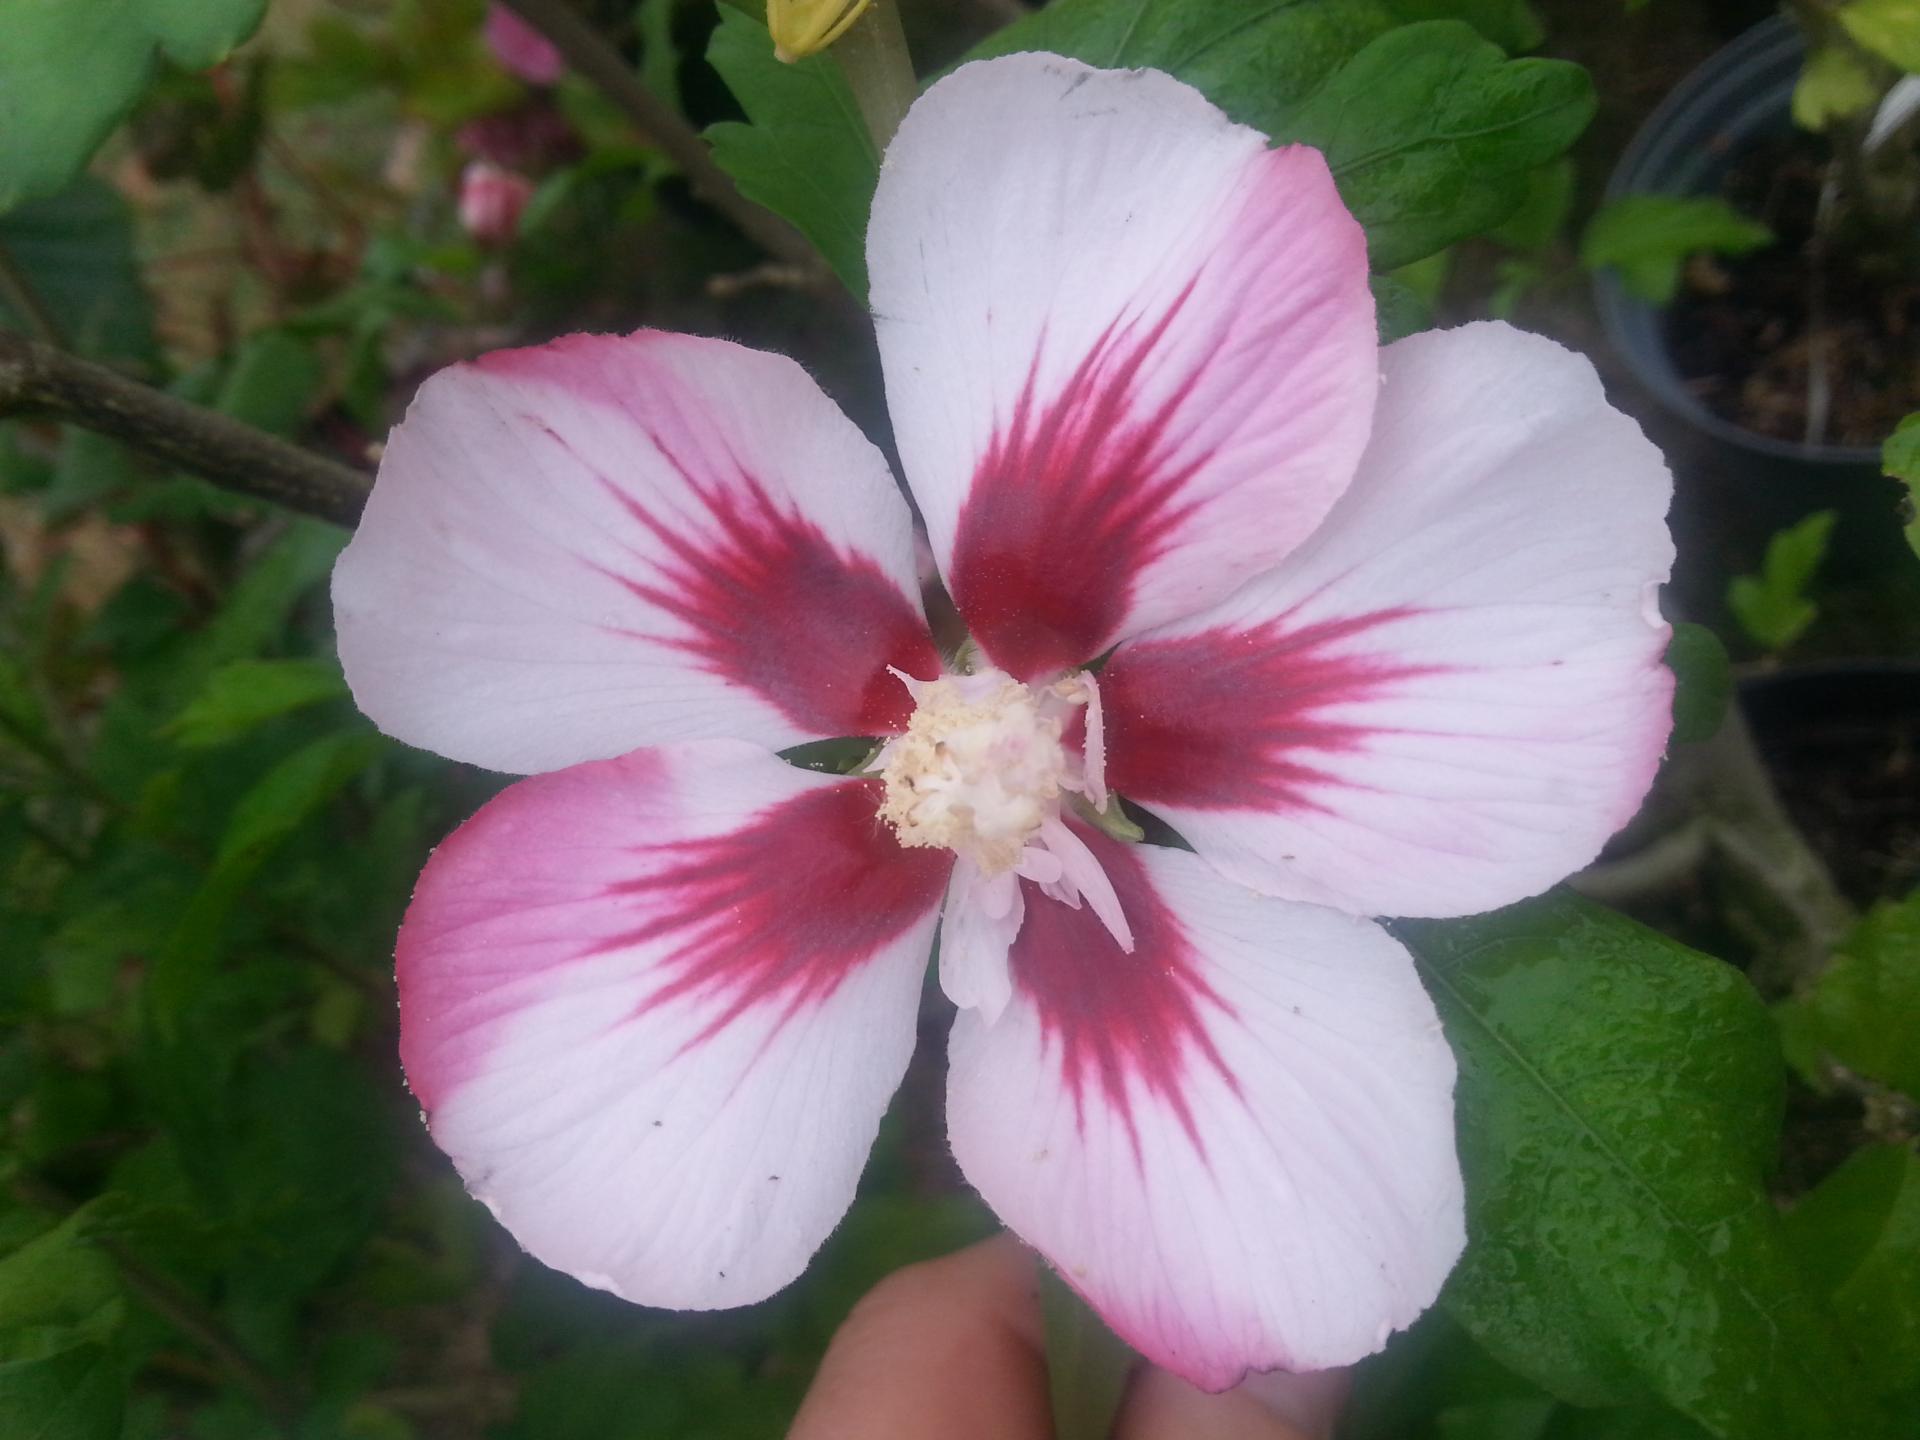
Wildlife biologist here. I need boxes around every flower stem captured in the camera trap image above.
[1040,1264,1137,1440]
[834,0,917,155]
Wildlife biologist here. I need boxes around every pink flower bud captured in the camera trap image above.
[484,5,565,86]
[458,161,535,246]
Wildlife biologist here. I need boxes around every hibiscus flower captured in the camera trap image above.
[331,54,1674,1388]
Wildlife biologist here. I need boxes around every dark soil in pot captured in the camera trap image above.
[1583,662,1920,976]
[1742,661,1920,906]
[1666,131,1920,450]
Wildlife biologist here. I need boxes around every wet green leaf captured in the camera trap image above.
[1387,0,1544,51]
[1277,22,1593,269]
[1776,890,1920,1101]
[1784,1145,1920,1396]
[971,0,1401,135]
[1402,893,1893,1439]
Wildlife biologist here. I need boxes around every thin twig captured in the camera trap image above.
[1803,161,1840,448]
[0,329,369,526]
[497,0,824,276]
[0,239,67,349]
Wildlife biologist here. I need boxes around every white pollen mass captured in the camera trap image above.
[873,665,1131,958]
[878,671,1069,874]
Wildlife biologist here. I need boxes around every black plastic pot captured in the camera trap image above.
[1594,16,1911,612]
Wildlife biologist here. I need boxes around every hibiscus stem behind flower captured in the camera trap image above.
[823,0,918,154]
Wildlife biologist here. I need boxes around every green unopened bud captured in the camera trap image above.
[767,0,874,62]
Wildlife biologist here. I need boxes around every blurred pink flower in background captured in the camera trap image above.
[485,4,565,86]
[457,160,534,246]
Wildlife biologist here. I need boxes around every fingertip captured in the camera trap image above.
[788,1235,1049,1440]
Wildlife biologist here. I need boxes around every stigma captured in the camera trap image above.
[875,666,1132,951]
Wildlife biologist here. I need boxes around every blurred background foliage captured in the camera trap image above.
[0,0,1916,1437]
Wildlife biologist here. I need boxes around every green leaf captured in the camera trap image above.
[1544,1406,1712,1440]
[1794,46,1880,129]
[1664,621,1731,744]
[0,0,267,211]
[1371,273,1431,341]
[1581,195,1773,305]
[0,178,156,363]
[970,0,1403,135]
[1401,893,1893,1439]
[1838,0,1920,73]
[0,1211,127,1438]
[1882,412,1920,561]
[1784,1145,1920,1396]
[1488,158,1575,251]
[209,728,381,873]
[147,728,383,1030]
[978,3,1586,269]
[1727,510,1835,654]
[211,330,326,439]
[0,1211,123,1360]
[171,520,344,702]
[1277,22,1595,270]
[705,5,878,294]
[1385,0,1545,52]
[167,658,349,749]
[1775,890,1920,1100]
[1436,1396,1557,1440]
[710,2,1581,289]
[0,1347,125,1440]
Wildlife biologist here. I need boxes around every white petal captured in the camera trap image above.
[334,331,935,774]
[399,741,949,1306]
[870,55,1375,678]
[948,823,1463,1388]
[1102,323,1675,917]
